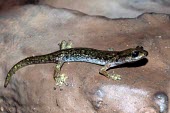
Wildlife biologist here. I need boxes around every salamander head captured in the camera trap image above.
[117,46,148,63]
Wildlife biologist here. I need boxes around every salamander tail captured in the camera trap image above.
[4,55,56,88]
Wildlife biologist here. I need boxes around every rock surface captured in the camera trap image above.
[0,5,170,113]
[39,0,170,18]
[1,0,170,18]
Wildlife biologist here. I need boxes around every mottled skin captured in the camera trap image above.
[4,40,148,88]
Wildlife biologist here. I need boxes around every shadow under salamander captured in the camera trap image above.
[113,58,148,69]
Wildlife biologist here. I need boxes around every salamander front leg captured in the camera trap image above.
[58,40,72,50]
[54,61,68,87]
[99,64,121,80]
[108,48,114,51]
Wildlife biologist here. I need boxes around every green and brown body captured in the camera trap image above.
[4,41,148,88]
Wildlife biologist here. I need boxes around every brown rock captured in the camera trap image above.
[0,5,169,113]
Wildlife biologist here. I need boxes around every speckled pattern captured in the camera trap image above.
[4,46,148,88]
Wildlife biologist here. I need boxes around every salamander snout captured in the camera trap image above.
[144,50,148,56]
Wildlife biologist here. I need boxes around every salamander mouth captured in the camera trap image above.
[126,54,146,63]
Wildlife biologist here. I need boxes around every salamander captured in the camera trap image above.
[4,40,148,88]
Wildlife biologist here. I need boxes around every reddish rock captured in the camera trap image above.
[0,5,169,113]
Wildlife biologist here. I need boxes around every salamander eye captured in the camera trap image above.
[132,51,139,58]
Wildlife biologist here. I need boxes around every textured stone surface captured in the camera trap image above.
[39,0,170,18]
[1,0,170,18]
[0,5,170,113]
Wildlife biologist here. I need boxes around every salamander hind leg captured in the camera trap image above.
[58,40,73,50]
[99,64,121,80]
[54,61,68,87]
